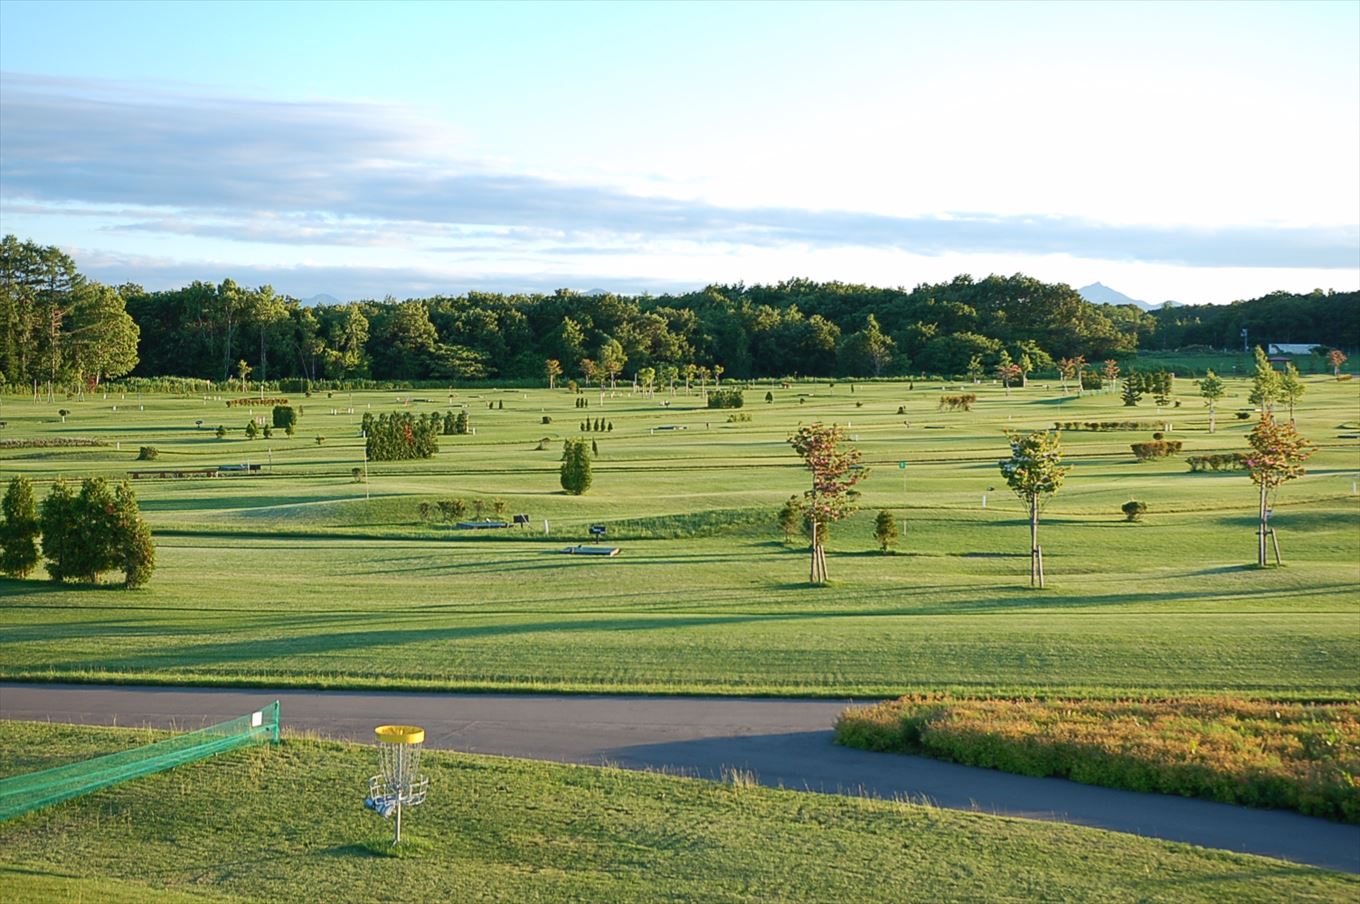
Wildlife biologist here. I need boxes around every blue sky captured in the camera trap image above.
[1,0,1356,302]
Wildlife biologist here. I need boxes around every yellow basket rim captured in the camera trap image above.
[374,724,425,745]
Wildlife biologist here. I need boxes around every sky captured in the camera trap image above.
[1,0,1357,304]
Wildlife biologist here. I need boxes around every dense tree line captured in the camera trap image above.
[1138,290,1359,351]
[0,475,154,588]
[4,234,1356,388]
[0,236,140,396]
[361,411,442,461]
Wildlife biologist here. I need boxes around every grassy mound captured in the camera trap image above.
[836,696,1360,822]
[0,721,1356,903]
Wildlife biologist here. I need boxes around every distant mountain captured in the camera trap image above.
[299,293,343,307]
[1078,282,1153,311]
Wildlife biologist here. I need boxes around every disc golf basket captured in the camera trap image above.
[364,725,429,844]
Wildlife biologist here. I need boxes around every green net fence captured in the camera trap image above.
[0,702,280,821]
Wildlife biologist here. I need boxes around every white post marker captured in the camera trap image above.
[982,494,987,509]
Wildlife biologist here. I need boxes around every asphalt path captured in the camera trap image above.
[2,682,1357,873]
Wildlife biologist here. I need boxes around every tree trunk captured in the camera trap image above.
[1030,497,1042,588]
[1258,482,1268,567]
[1208,403,1216,434]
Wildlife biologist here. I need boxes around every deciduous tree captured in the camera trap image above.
[999,430,1069,588]
[788,423,866,583]
[1244,414,1314,567]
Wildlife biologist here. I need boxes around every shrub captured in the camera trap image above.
[215,425,227,439]
[493,498,508,516]
[1152,431,1164,440]
[727,412,752,423]
[1236,410,1252,420]
[351,467,364,483]
[315,435,326,445]
[542,415,553,424]
[706,389,745,409]
[765,391,774,403]
[1121,500,1147,522]
[272,405,297,430]
[454,410,470,434]
[777,495,804,541]
[136,446,158,460]
[245,421,259,440]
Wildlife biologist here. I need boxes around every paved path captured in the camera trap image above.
[3,683,1357,873]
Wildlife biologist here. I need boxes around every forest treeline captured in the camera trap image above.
[2,234,1356,388]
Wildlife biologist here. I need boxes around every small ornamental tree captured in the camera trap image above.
[999,430,1070,588]
[0,475,41,578]
[1279,363,1306,424]
[1121,500,1147,522]
[1243,414,1315,567]
[245,420,259,440]
[873,510,898,553]
[114,481,155,588]
[560,437,592,495]
[454,410,470,434]
[545,358,563,389]
[788,423,867,584]
[995,351,1022,397]
[1249,347,1280,412]
[777,495,804,542]
[966,354,985,384]
[1102,359,1120,395]
[1198,370,1226,434]
[1327,348,1348,379]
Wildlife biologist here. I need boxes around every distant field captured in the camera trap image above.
[1,376,1357,698]
[1,721,1355,904]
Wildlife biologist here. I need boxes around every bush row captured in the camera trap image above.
[0,438,108,448]
[225,397,288,407]
[1131,440,1183,461]
[938,393,977,411]
[706,389,745,409]
[1186,453,1248,472]
[361,411,440,461]
[834,695,1360,823]
[1054,421,1163,431]
[416,498,508,522]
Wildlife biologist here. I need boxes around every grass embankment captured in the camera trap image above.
[0,721,1356,903]
[836,696,1360,822]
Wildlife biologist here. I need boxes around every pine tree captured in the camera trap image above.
[0,476,41,578]
[560,438,593,495]
[39,479,78,582]
[873,510,899,553]
[114,481,155,588]
[1121,371,1143,407]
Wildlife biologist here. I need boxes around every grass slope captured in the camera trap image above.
[0,721,1356,903]
[1,377,1356,697]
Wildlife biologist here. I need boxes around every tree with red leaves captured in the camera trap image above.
[788,423,867,583]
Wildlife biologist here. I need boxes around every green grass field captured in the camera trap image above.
[1,721,1355,904]
[1,376,1357,698]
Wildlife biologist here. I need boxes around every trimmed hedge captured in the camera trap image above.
[226,397,288,408]
[835,695,1360,823]
[1131,439,1183,461]
[1054,421,1162,431]
[1187,453,1248,472]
